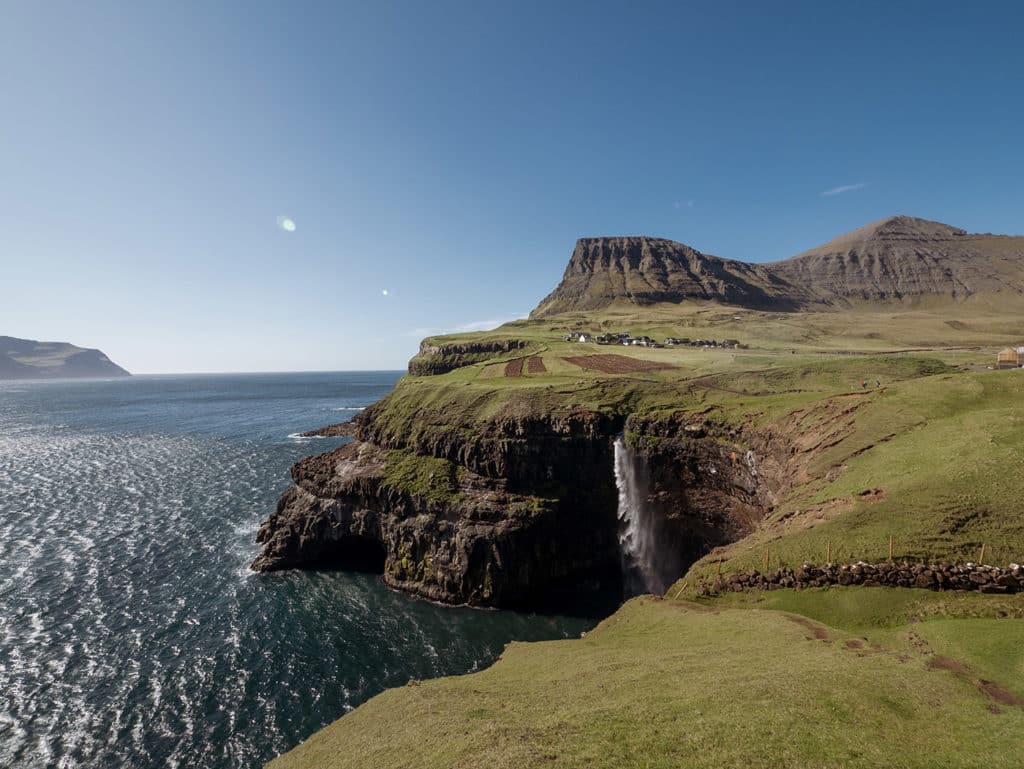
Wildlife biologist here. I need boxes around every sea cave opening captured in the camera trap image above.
[312,536,386,573]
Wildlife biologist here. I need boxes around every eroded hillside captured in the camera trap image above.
[532,216,1024,316]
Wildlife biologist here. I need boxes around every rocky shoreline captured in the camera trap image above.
[699,560,1024,595]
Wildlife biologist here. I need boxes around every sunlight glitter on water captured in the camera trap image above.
[0,373,595,769]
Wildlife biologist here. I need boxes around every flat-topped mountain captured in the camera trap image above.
[530,236,800,317]
[531,216,1024,316]
[0,336,130,380]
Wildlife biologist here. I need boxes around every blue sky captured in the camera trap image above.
[2,1,1022,373]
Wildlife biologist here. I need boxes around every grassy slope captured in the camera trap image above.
[677,367,1024,585]
[270,591,1024,769]
[269,299,1024,768]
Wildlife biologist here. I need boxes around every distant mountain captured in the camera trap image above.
[530,216,1024,317]
[530,237,800,317]
[0,336,130,380]
[770,215,1024,303]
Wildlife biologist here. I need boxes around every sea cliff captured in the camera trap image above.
[251,370,796,608]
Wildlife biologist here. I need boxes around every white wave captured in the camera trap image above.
[287,432,334,442]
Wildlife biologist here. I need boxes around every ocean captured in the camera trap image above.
[0,372,594,769]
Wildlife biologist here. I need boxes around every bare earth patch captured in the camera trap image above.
[926,656,966,674]
[976,679,1024,708]
[785,614,832,641]
[561,354,674,374]
[526,356,547,374]
[504,359,524,377]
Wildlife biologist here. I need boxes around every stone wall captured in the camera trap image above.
[699,561,1024,595]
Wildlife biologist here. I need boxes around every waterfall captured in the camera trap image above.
[613,436,672,595]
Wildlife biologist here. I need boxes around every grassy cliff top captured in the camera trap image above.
[269,590,1024,769]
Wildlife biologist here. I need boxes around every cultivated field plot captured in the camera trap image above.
[526,356,547,374]
[562,354,674,374]
[504,359,524,377]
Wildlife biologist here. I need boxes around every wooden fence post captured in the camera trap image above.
[979,543,986,565]
[889,535,894,561]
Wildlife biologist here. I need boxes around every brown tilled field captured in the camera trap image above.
[504,359,524,377]
[562,354,673,374]
[526,356,547,374]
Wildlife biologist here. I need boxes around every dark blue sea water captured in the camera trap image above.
[0,372,594,769]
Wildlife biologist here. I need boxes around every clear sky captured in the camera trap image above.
[2,1,1022,373]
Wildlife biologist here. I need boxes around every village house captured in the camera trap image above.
[996,346,1024,369]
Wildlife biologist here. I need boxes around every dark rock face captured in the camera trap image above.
[253,416,628,609]
[701,561,1024,595]
[252,402,797,609]
[625,413,790,567]
[530,217,1024,316]
[0,336,130,380]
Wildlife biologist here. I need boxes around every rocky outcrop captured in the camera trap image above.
[623,413,790,567]
[298,421,358,438]
[252,396,802,609]
[408,339,529,376]
[253,413,627,609]
[530,217,1024,316]
[699,561,1024,595]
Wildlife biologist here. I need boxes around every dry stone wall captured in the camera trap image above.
[699,561,1024,595]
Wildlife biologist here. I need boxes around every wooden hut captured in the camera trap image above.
[997,347,1023,369]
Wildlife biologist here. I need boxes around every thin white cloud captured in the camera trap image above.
[820,182,869,197]
[672,199,695,209]
[402,313,527,338]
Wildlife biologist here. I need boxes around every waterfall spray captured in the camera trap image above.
[613,436,671,595]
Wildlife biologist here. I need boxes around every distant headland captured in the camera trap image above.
[0,336,131,380]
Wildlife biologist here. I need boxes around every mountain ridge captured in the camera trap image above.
[531,216,1024,316]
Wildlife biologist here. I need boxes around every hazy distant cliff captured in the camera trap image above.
[531,216,1024,316]
[0,336,130,380]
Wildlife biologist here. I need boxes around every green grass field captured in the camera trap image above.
[269,591,1024,769]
